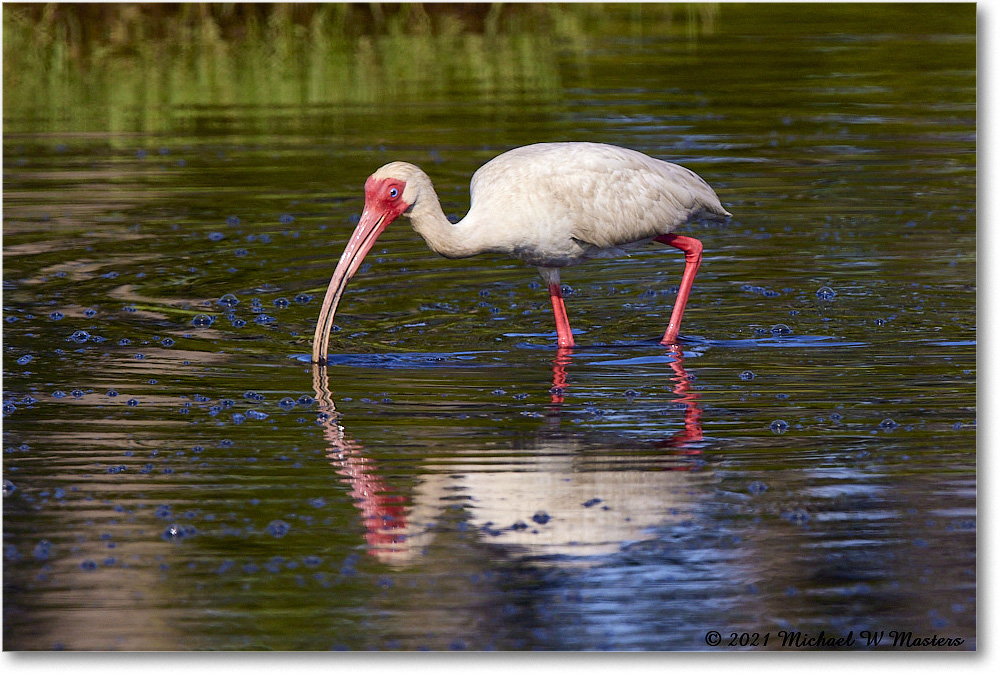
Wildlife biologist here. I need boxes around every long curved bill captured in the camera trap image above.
[312,207,391,364]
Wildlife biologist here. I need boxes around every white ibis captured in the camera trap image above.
[312,142,730,364]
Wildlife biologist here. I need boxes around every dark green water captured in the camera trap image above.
[3,4,975,650]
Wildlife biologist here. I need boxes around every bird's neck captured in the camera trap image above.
[406,190,492,260]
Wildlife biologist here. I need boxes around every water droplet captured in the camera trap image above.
[770,419,789,433]
[32,540,52,560]
[2,402,16,416]
[293,293,313,304]
[273,298,290,309]
[49,311,64,321]
[816,286,837,300]
[297,395,314,407]
[739,370,755,381]
[267,519,290,538]
[69,330,90,343]
[279,397,297,410]
[161,338,175,347]
[218,293,239,308]
[191,314,214,328]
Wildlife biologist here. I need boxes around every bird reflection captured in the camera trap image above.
[311,345,707,565]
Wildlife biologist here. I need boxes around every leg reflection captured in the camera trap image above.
[662,344,704,450]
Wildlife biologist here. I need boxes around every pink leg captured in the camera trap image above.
[655,233,703,345]
[548,283,576,348]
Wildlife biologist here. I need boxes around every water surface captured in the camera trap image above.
[3,3,976,650]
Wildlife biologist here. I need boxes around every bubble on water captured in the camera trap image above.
[102,271,119,279]
[246,410,269,421]
[231,318,247,328]
[134,353,146,360]
[783,508,810,524]
[879,418,899,430]
[491,389,506,395]
[126,398,139,406]
[279,397,297,411]
[70,389,85,398]
[83,308,97,318]
[162,523,196,541]
[739,370,755,381]
[69,330,90,343]
[52,390,67,399]
[816,286,837,300]
[118,338,131,346]
[267,519,291,538]
[208,232,225,242]
[231,413,246,425]
[280,214,295,224]
[770,419,789,433]
[309,497,326,508]
[218,293,239,308]
[748,481,768,494]
[161,338,175,347]
[829,412,842,421]
[2,402,16,416]
[226,216,240,226]
[273,298,290,309]
[770,324,792,335]
[3,479,17,496]
[874,318,887,327]
[191,314,214,328]
[532,511,551,525]
[106,389,119,397]
[294,293,313,304]
[80,559,98,571]
[32,540,52,561]
[297,395,314,407]
[776,393,790,400]
[234,248,248,257]
[49,311,64,321]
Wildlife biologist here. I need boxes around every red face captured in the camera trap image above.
[364,176,409,220]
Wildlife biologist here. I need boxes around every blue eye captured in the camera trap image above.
[389,188,399,198]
